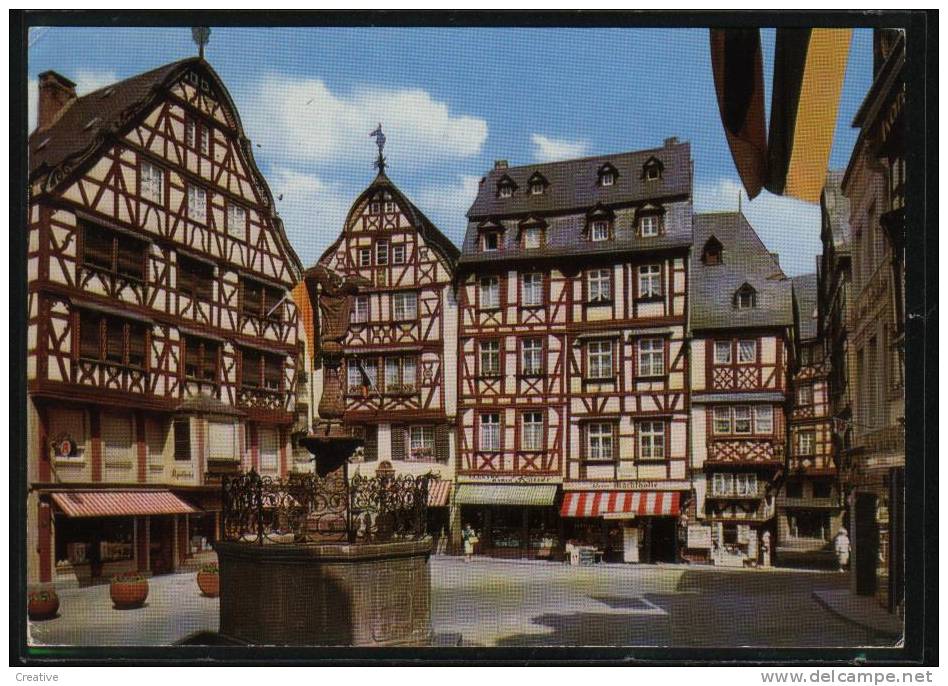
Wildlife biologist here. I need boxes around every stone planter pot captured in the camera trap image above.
[28,590,60,620]
[196,570,219,597]
[110,575,149,609]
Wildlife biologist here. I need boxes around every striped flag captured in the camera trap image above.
[711,28,852,204]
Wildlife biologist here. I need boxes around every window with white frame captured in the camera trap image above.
[483,232,500,251]
[227,202,247,241]
[185,119,196,149]
[587,268,611,303]
[358,248,372,267]
[392,244,406,264]
[498,184,513,199]
[714,340,732,364]
[600,172,615,186]
[735,473,758,496]
[522,272,543,306]
[522,338,543,375]
[384,200,397,214]
[712,472,734,496]
[352,296,369,323]
[385,358,400,392]
[409,426,434,460]
[369,201,381,214]
[713,406,732,434]
[522,226,542,249]
[522,412,543,451]
[754,405,773,434]
[376,241,389,265]
[187,185,207,224]
[638,421,665,460]
[402,358,416,390]
[586,423,614,462]
[529,181,544,195]
[735,284,757,309]
[590,220,610,242]
[640,214,659,237]
[638,338,664,376]
[733,406,752,434]
[587,340,613,379]
[797,383,813,406]
[638,264,662,298]
[480,276,500,309]
[141,160,164,203]
[392,291,417,320]
[480,341,500,376]
[199,126,210,156]
[347,359,363,390]
[797,430,815,456]
[259,428,278,471]
[480,413,500,451]
[737,339,757,363]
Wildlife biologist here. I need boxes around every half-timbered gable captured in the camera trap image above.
[312,171,459,484]
[688,211,794,566]
[26,59,303,585]
[457,139,693,562]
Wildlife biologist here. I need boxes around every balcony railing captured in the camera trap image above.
[73,358,148,395]
[706,439,784,465]
[237,385,286,411]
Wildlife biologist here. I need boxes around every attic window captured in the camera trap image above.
[527,172,548,196]
[702,236,723,265]
[639,214,660,237]
[597,163,618,187]
[590,220,610,242]
[522,226,543,249]
[642,157,664,181]
[734,284,757,310]
[497,175,517,199]
[529,181,544,195]
[482,232,500,252]
[601,172,615,186]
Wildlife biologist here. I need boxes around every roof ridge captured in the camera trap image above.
[490,141,689,174]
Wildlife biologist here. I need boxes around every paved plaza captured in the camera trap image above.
[28,556,898,648]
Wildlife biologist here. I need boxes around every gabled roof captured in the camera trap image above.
[690,212,793,331]
[467,141,691,218]
[28,57,303,277]
[791,272,819,341]
[318,171,460,270]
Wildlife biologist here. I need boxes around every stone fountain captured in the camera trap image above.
[213,265,433,647]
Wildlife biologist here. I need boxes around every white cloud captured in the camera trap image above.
[415,174,483,247]
[28,69,119,132]
[693,177,823,277]
[267,167,353,267]
[242,75,488,171]
[530,133,590,163]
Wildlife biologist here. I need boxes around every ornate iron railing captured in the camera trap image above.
[221,469,432,544]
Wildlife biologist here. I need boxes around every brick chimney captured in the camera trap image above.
[493,160,508,170]
[37,70,77,131]
[664,136,679,147]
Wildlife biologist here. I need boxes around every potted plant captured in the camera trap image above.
[196,561,219,597]
[27,589,60,620]
[109,571,149,609]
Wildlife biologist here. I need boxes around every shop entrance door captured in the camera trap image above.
[854,493,878,596]
[649,517,678,563]
[149,516,174,575]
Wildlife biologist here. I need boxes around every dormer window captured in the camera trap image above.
[597,162,619,187]
[527,171,548,196]
[483,232,500,251]
[590,220,610,242]
[702,236,724,265]
[640,214,660,237]
[496,174,517,199]
[529,182,544,195]
[522,226,542,249]
[734,283,757,310]
[642,157,664,181]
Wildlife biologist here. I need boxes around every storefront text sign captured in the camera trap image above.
[456,474,560,485]
[564,480,691,492]
[687,525,713,549]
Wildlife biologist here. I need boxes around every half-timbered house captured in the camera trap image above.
[311,167,460,549]
[687,212,794,567]
[456,139,693,561]
[776,273,844,565]
[26,58,303,586]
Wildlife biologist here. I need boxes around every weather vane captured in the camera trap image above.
[369,123,386,172]
[192,27,211,60]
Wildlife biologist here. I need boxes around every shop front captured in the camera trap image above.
[45,489,199,585]
[560,490,684,564]
[427,479,453,555]
[455,483,560,560]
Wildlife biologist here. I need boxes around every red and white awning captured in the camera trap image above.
[428,479,452,507]
[560,491,681,518]
[50,490,200,518]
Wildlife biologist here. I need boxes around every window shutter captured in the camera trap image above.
[173,419,191,461]
[391,425,406,461]
[435,424,449,463]
[363,425,378,462]
[612,422,619,462]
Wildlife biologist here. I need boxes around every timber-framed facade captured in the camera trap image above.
[27,58,304,586]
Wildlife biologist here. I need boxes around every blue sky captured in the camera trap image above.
[27,26,873,275]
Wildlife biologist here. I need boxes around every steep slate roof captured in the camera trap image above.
[792,272,819,341]
[28,57,303,276]
[459,141,692,266]
[318,171,460,271]
[691,212,793,331]
[821,170,851,253]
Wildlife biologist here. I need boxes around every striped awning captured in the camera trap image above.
[50,490,200,518]
[428,479,452,507]
[455,484,558,507]
[560,491,681,518]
